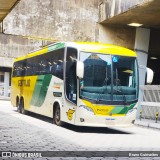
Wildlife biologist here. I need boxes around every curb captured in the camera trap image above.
[135,120,160,129]
[0,97,11,101]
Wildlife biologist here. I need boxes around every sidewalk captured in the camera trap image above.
[0,96,10,101]
[135,119,160,129]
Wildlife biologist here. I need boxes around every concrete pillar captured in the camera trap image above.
[0,23,2,33]
[4,72,10,97]
[135,28,150,85]
[135,28,150,118]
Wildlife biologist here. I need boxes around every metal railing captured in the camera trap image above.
[140,85,160,123]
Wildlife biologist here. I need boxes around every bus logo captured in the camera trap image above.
[18,79,30,87]
[66,109,75,121]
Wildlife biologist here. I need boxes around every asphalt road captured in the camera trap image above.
[0,100,160,160]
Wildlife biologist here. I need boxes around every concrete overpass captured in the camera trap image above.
[0,0,20,39]
[99,0,160,28]
[0,0,20,28]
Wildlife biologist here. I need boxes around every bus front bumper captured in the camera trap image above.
[74,107,137,127]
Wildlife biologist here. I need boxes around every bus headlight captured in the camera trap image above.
[79,105,94,115]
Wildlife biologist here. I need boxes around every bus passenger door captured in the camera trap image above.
[65,47,78,124]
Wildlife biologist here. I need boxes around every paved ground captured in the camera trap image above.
[0,100,160,160]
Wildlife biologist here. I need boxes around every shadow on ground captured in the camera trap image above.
[13,109,132,135]
[63,123,132,134]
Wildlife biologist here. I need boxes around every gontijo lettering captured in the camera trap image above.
[18,79,30,87]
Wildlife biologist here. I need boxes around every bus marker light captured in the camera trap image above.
[80,118,85,122]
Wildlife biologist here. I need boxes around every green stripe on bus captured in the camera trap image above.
[30,75,52,107]
[48,43,65,52]
[111,103,135,114]
[111,107,124,114]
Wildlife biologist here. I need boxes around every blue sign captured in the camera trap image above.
[112,56,119,63]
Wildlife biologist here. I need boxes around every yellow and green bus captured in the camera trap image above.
[11,42,139,127]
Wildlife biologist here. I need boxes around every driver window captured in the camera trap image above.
[65,47,78,104]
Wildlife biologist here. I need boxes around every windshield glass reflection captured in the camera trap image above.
[80,52,138,104]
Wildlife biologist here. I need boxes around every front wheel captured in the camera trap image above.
[54,105,63,126]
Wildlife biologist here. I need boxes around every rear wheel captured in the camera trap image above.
[16,98,21,113]
[20,99,27,115]
[54,104,63,126]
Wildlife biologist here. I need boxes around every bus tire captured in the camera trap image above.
[17,104,21,113]
[20,98,27,115]
[16,97,21,113]
[54,104,63,126]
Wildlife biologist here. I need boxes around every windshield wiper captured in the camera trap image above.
[96,67,108,103]
[114,78,127,105]
[114,68,127,105]
[113,86,127,105]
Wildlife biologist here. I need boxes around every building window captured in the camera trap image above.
[0,72,4,83]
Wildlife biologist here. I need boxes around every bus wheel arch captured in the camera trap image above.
[53,102,63,126]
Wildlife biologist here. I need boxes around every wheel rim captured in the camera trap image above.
[55,107,60,124]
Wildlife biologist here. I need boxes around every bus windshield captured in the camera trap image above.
[79,52,138,105]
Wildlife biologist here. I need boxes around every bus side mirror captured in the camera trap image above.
[146,67,154,84]
[76,61,84,79]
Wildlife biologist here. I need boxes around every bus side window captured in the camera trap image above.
[47,48,64,79]
[65,47,77,104]
[12,63,18,77]
[13,60,26,77]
